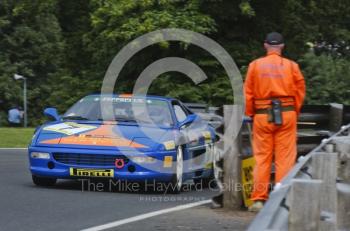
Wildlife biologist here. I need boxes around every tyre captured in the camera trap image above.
[32,175,57,187]
[168,146,184,194]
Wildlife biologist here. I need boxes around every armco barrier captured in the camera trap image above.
[186,103,350,155]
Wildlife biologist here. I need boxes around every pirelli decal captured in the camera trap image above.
[69,168,114,178]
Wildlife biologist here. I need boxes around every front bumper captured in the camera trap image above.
[28,146,177,182]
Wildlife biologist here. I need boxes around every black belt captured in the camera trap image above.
[255,106,295,114]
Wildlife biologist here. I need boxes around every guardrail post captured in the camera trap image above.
[332,137,350,183]
[223,105,243,209]
[331,135,350,230]
[329,103,343,132]
[289,179,322,231]
[337,182,350,230]
[311,152,338,231]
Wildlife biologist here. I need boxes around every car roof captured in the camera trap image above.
[86,94,177,102]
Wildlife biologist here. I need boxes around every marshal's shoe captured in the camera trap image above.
[248,200,264,212]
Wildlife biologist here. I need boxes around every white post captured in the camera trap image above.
[223,105,243,209]
[14,74,28,127]
[23,78,27,128]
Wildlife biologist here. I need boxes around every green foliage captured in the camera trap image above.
[0,0,65,125]
[84,0,216,77]
[239,1,255,17]
[0,0,349,126]
[300,52,350,105]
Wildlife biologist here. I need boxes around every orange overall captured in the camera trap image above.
[244,51,305,201]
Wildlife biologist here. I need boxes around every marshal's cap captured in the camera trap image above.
[265,32,284,45]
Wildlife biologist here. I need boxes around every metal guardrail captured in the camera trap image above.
[186,103,350,156]
[248,123,350,231]
[185,103,350,130]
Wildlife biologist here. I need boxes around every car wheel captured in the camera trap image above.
[32,175,57,187]
[169,146,184,194]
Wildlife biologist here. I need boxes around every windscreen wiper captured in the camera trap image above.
[96,117,135,122]
[115,118,137,123]
[62,115,89,120]
[97,117,150,123]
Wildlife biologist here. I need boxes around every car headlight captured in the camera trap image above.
[31,152,50,159]
[129,156,156,163]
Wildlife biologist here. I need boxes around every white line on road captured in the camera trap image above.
[81,199,212,231]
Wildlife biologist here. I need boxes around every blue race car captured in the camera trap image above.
[29,94,216,192]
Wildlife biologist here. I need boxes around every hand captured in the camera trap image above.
[243,115,253,123]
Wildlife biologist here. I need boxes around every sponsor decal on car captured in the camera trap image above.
[69,168,114,178]
[202,131,212,143]
[163,156,173,168]
[163,140,175,150]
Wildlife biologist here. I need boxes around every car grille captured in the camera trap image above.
[53,153,129,167]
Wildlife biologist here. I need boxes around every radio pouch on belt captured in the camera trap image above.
[271,99,283,125]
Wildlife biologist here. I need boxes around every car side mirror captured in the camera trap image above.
[44,108,60,121]
[179,114,200,128]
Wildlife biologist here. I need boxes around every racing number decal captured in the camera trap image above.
[241,157,255,207]
[43,122,97,135]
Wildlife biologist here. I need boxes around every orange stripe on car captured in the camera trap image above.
[41,125,146,148]
[118,94,132,98]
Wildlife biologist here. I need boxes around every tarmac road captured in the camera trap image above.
[0,149,228,231]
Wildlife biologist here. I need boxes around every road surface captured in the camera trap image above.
[0,149,254,231]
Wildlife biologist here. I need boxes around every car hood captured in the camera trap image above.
[35,121,174,151]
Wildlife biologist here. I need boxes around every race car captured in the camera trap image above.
[28,94,216,193]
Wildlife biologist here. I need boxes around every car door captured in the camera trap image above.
[172,100,211,172]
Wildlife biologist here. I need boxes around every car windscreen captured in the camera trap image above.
[63,96,174,127]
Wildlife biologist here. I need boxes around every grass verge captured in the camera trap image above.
[0,128,35,148]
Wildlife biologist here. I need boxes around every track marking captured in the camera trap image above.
[81,199,212,231]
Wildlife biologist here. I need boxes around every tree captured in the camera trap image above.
[0,0,65,125]
[1,0,350,126]
[300,52,350,105]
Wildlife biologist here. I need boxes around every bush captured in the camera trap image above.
[300,52,350,105]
